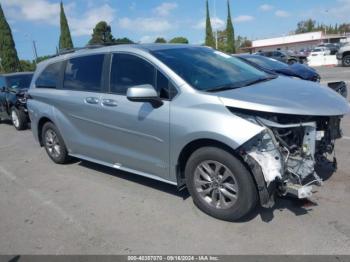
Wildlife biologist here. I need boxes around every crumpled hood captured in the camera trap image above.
[216,76,350,116]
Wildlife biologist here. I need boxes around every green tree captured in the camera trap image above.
[339,23,350,33]
[155,37,167,43]
[169,37,189,44]
[114,37,134,44]
[294,19,350,35]
[235,35,252,53]
[88,21,114,45]
[19,60,36,71]
[295,19,316,34]
[205,0,215,48]
[0,4,21,73]
[59,1,73,50]
[225,0,235,53]
[36,55,51,63]
[216,30,227,51]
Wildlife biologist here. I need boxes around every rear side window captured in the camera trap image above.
[63,54,104,92]
[35,61,63,88]
[110,54,155,95]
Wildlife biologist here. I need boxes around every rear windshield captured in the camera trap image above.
[151,47,268,92]
[6,74,33,89]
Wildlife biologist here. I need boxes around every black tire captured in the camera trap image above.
[288,59,297,65]
[185,147,258,221]
[42,122,70,164]
[342,55,350,67]
[11,107,27,130]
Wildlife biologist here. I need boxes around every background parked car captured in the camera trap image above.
[237,54,321,82]
[238,54,347,98]
[317,43,340,55]
[298,48,312,57]
[309,46,331,57]
[257,50,299,65]
[336,42,350,67]
[0,72,33,130]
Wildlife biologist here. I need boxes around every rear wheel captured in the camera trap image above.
[342,55,350,67]
[11,107,27,130]
[185,147,258,221]
[42,122,70,164]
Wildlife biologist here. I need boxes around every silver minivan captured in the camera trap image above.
[28,44,350,221]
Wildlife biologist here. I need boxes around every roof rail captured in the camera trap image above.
[56,43,118,55]
[58,47,84,55]
[46,42,137,59]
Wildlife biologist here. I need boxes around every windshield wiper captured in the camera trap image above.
[206,85,241,93]
[243,75,277,87]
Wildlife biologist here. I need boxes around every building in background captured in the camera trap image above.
[251,31,348,53]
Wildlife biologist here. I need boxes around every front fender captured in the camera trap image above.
[169,91,265,183]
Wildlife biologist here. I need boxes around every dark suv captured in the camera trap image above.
[0,72,33,130]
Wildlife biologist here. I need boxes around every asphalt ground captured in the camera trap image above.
[0,66,350,255]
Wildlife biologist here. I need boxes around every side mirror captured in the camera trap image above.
[127,84,163,107]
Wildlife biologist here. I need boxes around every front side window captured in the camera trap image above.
[110,54,155,95]
[152,47,270,92]
[63,55,104,92]
[36,62,63,88]
[156,71,177,100]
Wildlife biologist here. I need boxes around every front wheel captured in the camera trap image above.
[342,55,350,67]
[185,147,258,221]
[11,107,27,130]
[42,122,70,164]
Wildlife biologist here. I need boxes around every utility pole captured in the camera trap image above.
[325,10,329,43]
[32,40,38,63]
[25,34,38,63]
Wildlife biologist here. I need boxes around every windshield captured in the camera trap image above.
[242,55,288,71]
[6,74,33,89]
[151,47,270,92]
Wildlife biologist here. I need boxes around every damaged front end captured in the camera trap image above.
[235,110,343,208]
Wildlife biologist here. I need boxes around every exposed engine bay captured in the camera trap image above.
[234,109,343,207]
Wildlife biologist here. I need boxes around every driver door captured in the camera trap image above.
[94,53,175,180]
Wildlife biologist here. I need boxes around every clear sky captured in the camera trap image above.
[1,0,349,60]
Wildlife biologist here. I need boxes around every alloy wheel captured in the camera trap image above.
[45,129,61,159]
[11,110,19,128]
[194,160,239,209]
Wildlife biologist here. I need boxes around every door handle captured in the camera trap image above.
[85,97,99,104]
[102,99,118,107]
